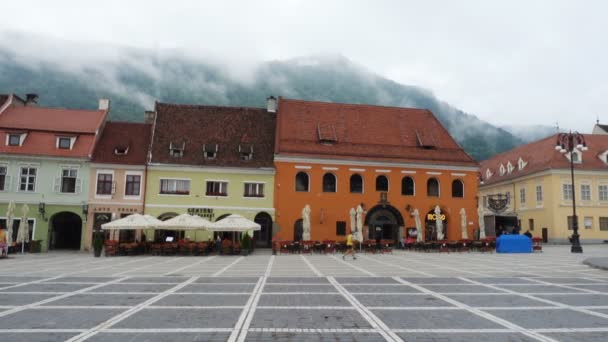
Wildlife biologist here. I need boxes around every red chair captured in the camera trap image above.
[438,240,449,253]
[532,237,543,253]
[459,239,471,252]
[322,240,336,254]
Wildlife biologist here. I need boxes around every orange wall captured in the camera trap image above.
[274,161,479,241]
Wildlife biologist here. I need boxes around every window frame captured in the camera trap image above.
[599,184,608,201]
[58,137,72,150]
[401,176,415,196]
[581,183,591,201]
[0,165,7,191]
[536,185,543,202]
[562,183,573,201]
[159,178,191,196]
[244,182,265,198]
[427,178,440,197]
[600,217,608,231]
[205,180,229,197]
[8,134,21,146]
[19,166,37,192]
[125,172,143,198]
[349,174,363,194]
[451,179,464,198]
[96,171,114,196]
[375,175,389,192]
[520,187,526,205]
[295,171,310,192]
[322,172,337,193]
[60,167,79,193]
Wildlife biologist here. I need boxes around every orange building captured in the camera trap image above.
[273,98,479,242]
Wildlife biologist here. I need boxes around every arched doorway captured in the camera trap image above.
[424,208,448,241]
[364,204,404,242]
[154,212,182,242]
[293,219,303,241]
[253,212,273,248]
[49,212,82,250]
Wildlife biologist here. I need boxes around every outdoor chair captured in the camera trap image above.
[301,241,313,254]
[290,241,301,254]
[178,242,195,256]
[363,240,376,254]
[447,240,459,252]
[438,240,449,253]
[162,243,178,256]
[479,238,495,253]
[532,237,543,252]
[150,243,162,255]
[313,241,324,254]
[458,239,471,252]
[104,240,119,256]
[381,240,393,254]
[335,241,347,253]
[279,241,290,254]
[322,240,336,254]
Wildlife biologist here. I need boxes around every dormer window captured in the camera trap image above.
[565,149,582,164]
[239,144,253,161]
[6,132,27,146]
[203,143,218,160]
[169,142,185,158]
[415,129,436,149]
[518,157,527,170]
[507,162,514,174]
[317,123,337,145]
[598,150,608,165]
[114,146,129,156]
[56,136,76,150]
[499,164,505,176]
[486,169,493,179]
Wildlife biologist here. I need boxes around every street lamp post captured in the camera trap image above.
[555,131,587,253]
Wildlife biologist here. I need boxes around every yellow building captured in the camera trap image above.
[479,133,608,243]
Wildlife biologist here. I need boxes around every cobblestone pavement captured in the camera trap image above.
[0,246,607,341]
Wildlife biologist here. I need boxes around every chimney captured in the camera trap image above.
[98,99,111,111]
[144,110,156,124]
[25,93,38,106]
[266,96,277,113]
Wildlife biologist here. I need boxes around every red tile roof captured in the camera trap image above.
[275,98,477,167]
[0,130,96,158]
[92,122,152,165]
[150,102,276,168]
[0,105,106,133]
[480,134,608,186]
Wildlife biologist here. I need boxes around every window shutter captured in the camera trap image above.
[53,177,61,193]
[76,178,83,193]
[4,175,11,191]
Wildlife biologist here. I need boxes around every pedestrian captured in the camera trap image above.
[524,230,532,239]
[343,231,356,260]
[216,235,222,255]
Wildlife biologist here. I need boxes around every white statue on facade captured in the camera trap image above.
[302,204,311,240]
[435,205,444,240]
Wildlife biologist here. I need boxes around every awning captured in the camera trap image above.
[101,214,162,230]
[208,214,261,232]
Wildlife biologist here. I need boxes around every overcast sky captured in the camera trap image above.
[1,0,607,132]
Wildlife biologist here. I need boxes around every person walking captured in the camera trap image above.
[343,231,356,260]
[216,235,222,255]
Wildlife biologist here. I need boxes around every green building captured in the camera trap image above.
[0,94,108,252]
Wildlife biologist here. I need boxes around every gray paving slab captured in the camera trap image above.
[569,284,608,292]
[155,293,250,306]
[446,294,553,307]
[244,332,383,341]
[258,294,350,306]
[0,333,78,342]
[0,276,45,282]
[493,284,587,293]
[486,308,608,328]
[533,294,608,306]
[532,277,607,284]
[0,308,126,329]
[178,283,255,293]
[47,276,118,283]
[584,257,608,270]
[0,283,92,292]
[544,332,608,342]
[372,309,503,329]
[120,277,189,283]
[344,284,420,293]
[89,332,231,342]
[336,277,398,284]
[396,332,537,342]
[0,293,58,305]
[42,293,155,306]
[114,308,242,328]
[263,284,335,293]
[250,308,372,329]
[195,277,259,283]
[93,283,175,293]
[402,277,472,284]
[355,294,454,307]
[267,277,329,284]
[467,277,539,284]
[420,284,505,293]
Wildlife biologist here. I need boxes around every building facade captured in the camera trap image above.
[0,94,108,251]
[144,102,276,247]
[479,134,608,243]
[85,122,152,249]
[273,98,479,242]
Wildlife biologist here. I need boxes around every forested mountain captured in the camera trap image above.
[0,47,525,161]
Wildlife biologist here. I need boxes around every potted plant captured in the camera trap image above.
[93,231,104,257]
[240,234,252,256]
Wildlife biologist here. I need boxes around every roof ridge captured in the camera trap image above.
[156,102,265,111]
[279,97,429,112]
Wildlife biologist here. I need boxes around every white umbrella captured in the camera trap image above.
[5,200,15,245]
[413,208,423,242]
[157,214,211,231]
[16,204,30,253]
[349,208,356,235]
[302,205,311,240]
[460,208,468,240]
[209,214,261,232]
[435,205,444,240]
[478,205,486,239]
[355,205,364,242]
[101,213,162,230]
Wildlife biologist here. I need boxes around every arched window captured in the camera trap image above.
[376,175,389,192]
[350,174,363,193]
[322,173,337,192]
[452,179,464,198]
[427,178,439,197]
[295,172,309,192]
[401,176,414,196]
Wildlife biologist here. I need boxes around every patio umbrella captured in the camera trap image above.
[349,208,356,235]
[5,200,15,245]
[302,205,311,240]
[16,204,30,253]
[413,208,423,242]
[208,214,261,232]
[460,208,468,239]
[101,213,162,230]
[478,205,486,239]
[435,205,444,240]
[355,205,364,251]
[157,214,212,231]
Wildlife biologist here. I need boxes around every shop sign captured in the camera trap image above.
[188,207,215,220]
[426,213,446,221]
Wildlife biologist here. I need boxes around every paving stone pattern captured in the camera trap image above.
[0,246,607,341]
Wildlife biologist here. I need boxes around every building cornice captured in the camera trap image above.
[145,203,275,212]
[90,163,146,170]
[147,164,275,175]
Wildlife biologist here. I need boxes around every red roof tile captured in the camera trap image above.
[151,102,276,168]
[0,105,106,133]
[92,122,152,165]
[480,134,608,186]
[275,98,477,167]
